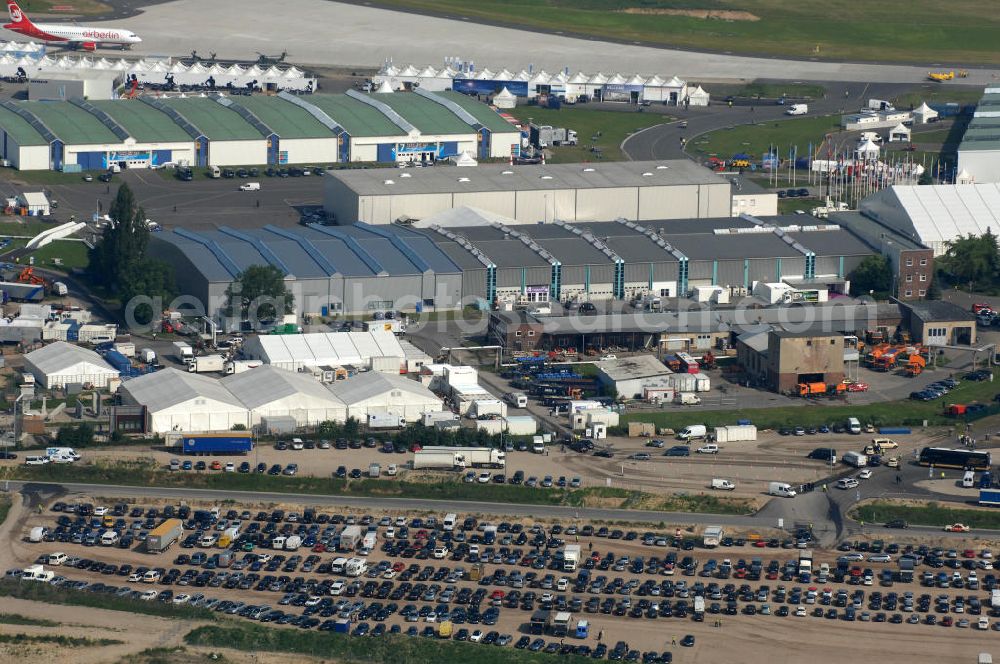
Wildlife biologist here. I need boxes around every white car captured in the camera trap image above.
[839,552,865,562]
[469,630,484,643]
[138,589,157,601]
[224,462,235,472]
[172,594,191,604]
[795,606,807,617]
[858,469,873,480]
[837,478,859,489]
[93,506,108,516]
[477,472,491,484]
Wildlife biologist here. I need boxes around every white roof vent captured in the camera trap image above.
[501,170,513,175]
[540,175,553,180]
[656,165,669,170]
[383,179,395,185]
[583,167,595,172]
[399,172,412,178]
[457,177,471,182]
[642,172,653,177]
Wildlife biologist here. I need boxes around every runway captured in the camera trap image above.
[94,0,1000,85]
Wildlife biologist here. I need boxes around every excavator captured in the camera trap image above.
[17,266,67,296]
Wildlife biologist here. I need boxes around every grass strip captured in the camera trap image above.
[851,500,1000,529]
[0,579,217,622]
[185,623,593,664]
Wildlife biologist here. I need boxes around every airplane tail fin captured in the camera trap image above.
[6,0,32,26]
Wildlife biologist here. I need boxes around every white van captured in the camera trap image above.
[768,482,797,498]
[677,425,707,441]
[711,479,735,491]
[963,471,976,488]
[239,182,260,191]
[199,533,217,548]
[271,535,286,550]
[101,530,119,546]
[209,165,221,178]
[24,456,49,465]
[443,513,457,531]
[47,552,67,566]
[846,418,862,435]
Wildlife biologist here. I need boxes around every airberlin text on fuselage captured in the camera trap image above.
[81,30,121,39]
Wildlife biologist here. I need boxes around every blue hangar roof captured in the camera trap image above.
[153,224,462,282]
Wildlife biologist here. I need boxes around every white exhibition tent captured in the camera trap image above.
[222,365,347,427]
[23,342,118,389]
[119,368,249,433]
[242,330,405,372]
[888,123,912,142]
[326,372,442,422]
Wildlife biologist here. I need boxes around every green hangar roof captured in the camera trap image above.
[373,93,471,135]
[89,100,192,143]
[0,105,46,146]
[15,101,120,144]
[157,98,265,141]
[436,91,518,133]
[234,96,332,139]
[306,95,405,138]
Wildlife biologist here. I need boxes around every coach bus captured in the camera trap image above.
[918,447,991,471]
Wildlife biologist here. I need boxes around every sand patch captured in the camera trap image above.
[618,8,759,21]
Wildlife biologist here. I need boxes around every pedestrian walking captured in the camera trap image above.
[598,630,603,643]
[671,636,677,646]
[588,541,593,552]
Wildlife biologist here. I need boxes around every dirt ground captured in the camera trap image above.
[4,490,1000,663]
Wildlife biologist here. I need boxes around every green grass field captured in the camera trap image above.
[687,114,843,162]
[510,106,666,162]
[1,238,89,271]
[852,501,1000,529]
[367,0,1000,64]
[619,368,1000,431]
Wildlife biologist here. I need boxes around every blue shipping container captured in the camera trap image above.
[979,489,1000,507]
[877,427,911,435]
[182,434,253,455]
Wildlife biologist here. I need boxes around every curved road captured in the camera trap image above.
[80,0,1000,85]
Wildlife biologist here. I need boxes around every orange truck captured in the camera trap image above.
[798,382,827,397]
[905,355,926,377]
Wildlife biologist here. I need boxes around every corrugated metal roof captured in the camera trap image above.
[374,92,471,135]
[861,184,1000,249]
[158,98,264,140]
[235,96,332,139]
[16,101,120,144]
[437,90,519,133]
[91,100,191,143]
[0,104,46,146]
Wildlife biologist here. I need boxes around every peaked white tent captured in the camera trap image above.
[376,79,394,93]
[493,86,517,109]
[888,123,912,143]
[912,102,939,124]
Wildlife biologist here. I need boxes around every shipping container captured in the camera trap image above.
[181,433,253,455]
[146,518,184,553]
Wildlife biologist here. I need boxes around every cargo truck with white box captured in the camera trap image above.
[172,341,193,362]
[842,451,868,468]
[563,544,581,571]
[768,482,797,498]
[146,518,184,553]
[703,526,723,548]
[187,354,225,373]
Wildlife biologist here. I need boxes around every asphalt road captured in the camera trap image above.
[622,81,918,162]
[80,0,1000,84]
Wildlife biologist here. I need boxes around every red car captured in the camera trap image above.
[973,303,993,315]
[962,549,976,559]
[846,382,870,393]
[311,543,326,553]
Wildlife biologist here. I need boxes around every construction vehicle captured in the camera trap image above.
[873,347,903,372]
[864,343,891,367]
[904,354,926,377]
[700,350,717,370]
[16,266,67,296]
[797,382,847,398]
[928,71,955,82]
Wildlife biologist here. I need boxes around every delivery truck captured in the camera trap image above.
[676,424,707,441]
[187,354,226,373]
[339,525,363,552]
[224,359,262,374]
[413,446,505,470]
[703,526,723,548]
[979,489,1000,507]
[712,425,757,443]
[146,518,184,553]
[711,478,736,491]
[284,535,302,551]
[181,433,253,455]
[172,341,193,361]
[563,544,581,571]
[785,104,808,116]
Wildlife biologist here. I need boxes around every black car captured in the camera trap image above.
[966,370,992,381]
[349,468,363,479]
[238,462,251,473]
[255,463,267,473]
[268,464,282,475]
[593,449,614,458]
[0,451,16,460]
[98,172,113,182]
[222,169,236,178]
[664,446,690,457]
[335,465,347,479]
[885,519,909,529]
[680,635,695,647]
[578,302,597,315]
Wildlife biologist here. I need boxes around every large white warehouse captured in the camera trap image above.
[23,342,118,389]
[119,368,250,433]
[221,365,347,427]
[323,159,732,225]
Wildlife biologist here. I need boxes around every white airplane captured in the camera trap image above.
[3,0,140,50]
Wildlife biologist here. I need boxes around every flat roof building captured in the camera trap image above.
[323,160,732,225]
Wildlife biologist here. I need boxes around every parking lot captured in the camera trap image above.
[5,494,1000,663]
